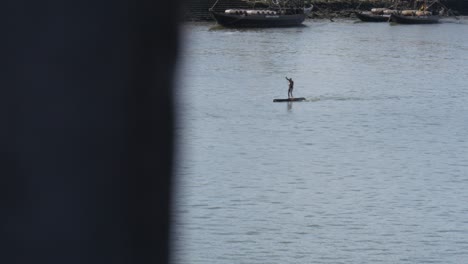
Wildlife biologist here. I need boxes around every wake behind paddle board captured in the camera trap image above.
[273,97,306,102]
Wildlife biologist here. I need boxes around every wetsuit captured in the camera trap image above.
[286,78,294,98]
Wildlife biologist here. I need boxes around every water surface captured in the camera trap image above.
[174,19,468,264]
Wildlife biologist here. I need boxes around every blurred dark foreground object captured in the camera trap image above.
[1,1,180,263]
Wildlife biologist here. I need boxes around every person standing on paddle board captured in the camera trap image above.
[285,77,294,98]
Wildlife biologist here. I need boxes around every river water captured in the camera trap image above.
[173,19,468,264]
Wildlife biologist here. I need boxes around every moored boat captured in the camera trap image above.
[209,0,312,28]
[355,11,390,22]
[390,12,439,24]
[210,8,311,27]
[389,0,444,24]
[355,7,397,22]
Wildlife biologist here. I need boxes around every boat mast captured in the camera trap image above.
[209,0,221,11]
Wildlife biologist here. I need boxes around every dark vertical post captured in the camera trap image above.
[0,0,181,263]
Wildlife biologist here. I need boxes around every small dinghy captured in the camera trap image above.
[273,97,306,102]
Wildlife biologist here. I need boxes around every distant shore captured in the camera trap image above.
[310,0,392,19]
[184,0,466,21]
[311,0,462,19]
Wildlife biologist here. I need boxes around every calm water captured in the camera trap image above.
[174,18,468,264]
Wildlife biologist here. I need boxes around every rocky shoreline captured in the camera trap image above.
[311,0,390,19]
[310,0,446,19]
[311,0,461,19]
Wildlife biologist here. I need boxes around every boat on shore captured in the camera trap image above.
[355,10,391,22]
[355,7,399,22]
[355,0,451,24]
[388,0,447,24]
[390,12,439,24]
[209,0,313,28]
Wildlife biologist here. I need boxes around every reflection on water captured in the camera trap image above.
[174,19,468,264]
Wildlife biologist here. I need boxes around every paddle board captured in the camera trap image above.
[273,97,306,102]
